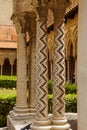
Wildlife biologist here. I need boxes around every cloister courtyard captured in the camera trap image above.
[0,0,87,130]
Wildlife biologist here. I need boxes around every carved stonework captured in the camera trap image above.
[13,0,34,13]
[11,15,23,34]
[35,18,48,120]
[51,15,70,130]
[53,20,65,119]
[48,0,71,10]
[11,12,35,34]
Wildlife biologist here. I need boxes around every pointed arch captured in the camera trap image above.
[2,58,11,75]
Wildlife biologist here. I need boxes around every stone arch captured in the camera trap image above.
[65,30,74,59]
[65,37,76,83]
[2,58,11,75]
[65,38,73,59]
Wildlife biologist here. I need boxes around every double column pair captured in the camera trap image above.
[10,8,70,130]
[32,7,70,130]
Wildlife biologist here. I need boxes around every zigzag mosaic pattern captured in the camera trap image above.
[36,19,48,120]
[53,21,65,118]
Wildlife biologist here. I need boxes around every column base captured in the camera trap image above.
[51,118,71,130]
[13,105,30,114]
[52,123,71,130]
[29,108,36,114]
[31,125,52,130]
[9,110,35,120]
[31,120,52,130]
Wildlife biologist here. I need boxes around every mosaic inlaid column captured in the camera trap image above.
[52,15,71,130]
[31,7,51,130]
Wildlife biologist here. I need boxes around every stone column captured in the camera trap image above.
[11,65,13,76]
[52,11,71,130]
[10,15,29,117]
[67,58,70,83]
[75,59,77,84]
[10,61,14,76]
[28,17,36,115]
[78,0,87,129]
[31,5,51,130]
[14,32,29,112]
[1,64,3,75]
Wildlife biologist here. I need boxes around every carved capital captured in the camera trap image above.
[11,13,26,34]
[48,0,71,9]
[11,12,36,34]
[36,0,48,19]
[48,0,71,19]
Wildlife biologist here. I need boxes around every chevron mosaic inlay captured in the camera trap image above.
[53,21,65,118]
[36,19,48,120]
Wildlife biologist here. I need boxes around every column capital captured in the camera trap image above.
[48,0,71,10]
[11,12,35,34]
[11,13,26,34]
[36,4,48,20]
[48,0,71,21]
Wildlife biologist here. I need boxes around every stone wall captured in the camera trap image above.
[0,0,13,25]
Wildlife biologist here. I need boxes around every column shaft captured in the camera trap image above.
[1,65,2,75]
[53,20,65,119]
[52,19,70,129]
[78,0,87,130]
[36,18,48,121]
[31,18,51,130]
[67,59,70,83]
[11,65,13,76]
[13,33,29,114]
[28,28,36,114]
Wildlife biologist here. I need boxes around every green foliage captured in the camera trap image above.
[48,80,53,94]
[65,83,77,94]
[0,89,16,98]
[0,81,77,127]
[0,96,16,127]
[0,76,16,88]
[65,94,77,113]
[0,93,77,127]
[48,94,53,113]
[48,94,77,113]
[48,81,77,95]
